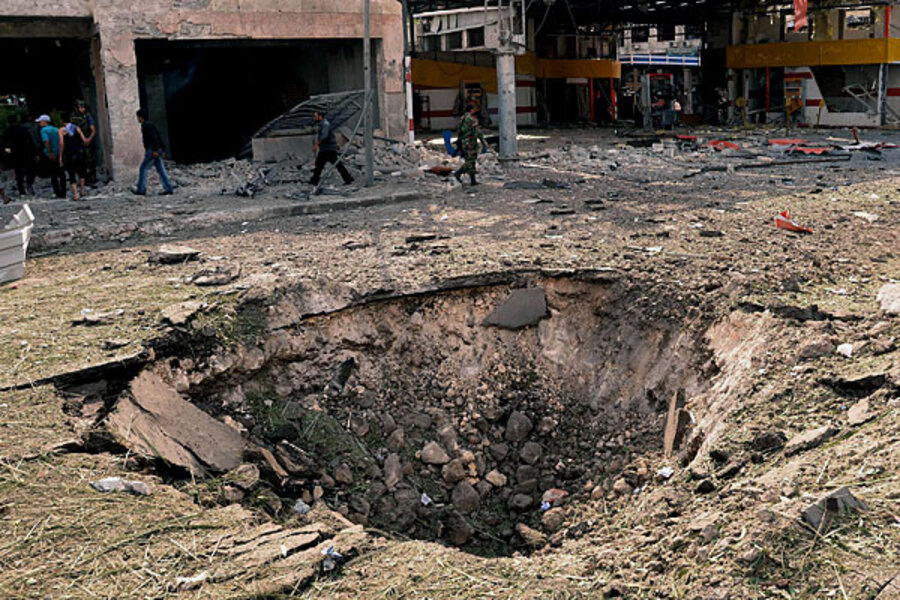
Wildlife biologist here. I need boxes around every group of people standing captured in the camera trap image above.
[1,101,96,203]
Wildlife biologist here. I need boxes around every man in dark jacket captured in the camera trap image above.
[2,115,37,196]
[309,110,353,186]
[132,109,173,196]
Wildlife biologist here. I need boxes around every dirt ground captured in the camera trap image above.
[1,125,899,599]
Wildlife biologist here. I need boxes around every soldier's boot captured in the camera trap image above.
[453,167,464,183]
[469,173,478,186]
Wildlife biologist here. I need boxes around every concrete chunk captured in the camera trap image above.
[482,288,549,330]
[801,487,868,533]
[664,389,691,457]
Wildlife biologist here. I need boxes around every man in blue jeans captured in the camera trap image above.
[132,109,173,196]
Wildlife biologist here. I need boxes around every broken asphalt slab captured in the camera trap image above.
[482,287,549,330]
[105,370,245,476]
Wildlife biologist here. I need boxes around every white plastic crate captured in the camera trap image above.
[0,204,34,284]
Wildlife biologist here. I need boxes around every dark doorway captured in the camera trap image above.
[135,39,368,164]
[0,36,96,129]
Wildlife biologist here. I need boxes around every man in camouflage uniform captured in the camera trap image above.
[453,104,487,186]
[71,100,97,184]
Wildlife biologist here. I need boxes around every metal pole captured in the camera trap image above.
[401,0,414,143]
[364,0,374,186]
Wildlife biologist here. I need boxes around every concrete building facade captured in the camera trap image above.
[0,0,406,178]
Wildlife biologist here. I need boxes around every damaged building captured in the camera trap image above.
[0,1,407,178]
[727,2,900,127]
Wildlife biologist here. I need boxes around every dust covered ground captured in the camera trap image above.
[1,126,899,599]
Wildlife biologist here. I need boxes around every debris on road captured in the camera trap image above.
[90,477,153,496]
[775,210,813,234]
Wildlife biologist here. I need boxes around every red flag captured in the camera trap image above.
[794,0,808,30]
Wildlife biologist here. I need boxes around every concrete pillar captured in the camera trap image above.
[496,50,517,159]
[684,68,693,114]
[92,8,143,179]
[727,68,737,122]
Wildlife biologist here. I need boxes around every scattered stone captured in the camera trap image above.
[798,341,835,360]
[801,486,869,533]
[161,301,205,326]
[333,463,354,485]
[90,477,153,496]
[784,426,838,456]
[482,288,549,330]
[847,398,874,426]
[348,495,371,517]
[292,499,312,515]
[613,478,633,495]
[541,488,569,506]
[541,507,566,532]
[383,453,402,491]
[695,479,716,494]
[452,481,480,513]
[877,283,900,315]
[151,244,200,264]
[226,464,260,491]
[420,441,450,465]
[750,430,787,452]
[445,510,474,546]
[386,428,405,451]
[489,443,509,461]
[505,411,533,443]
[509,493,534,510]
[515,522,546,547]
[700,523,719,544]
[715,460,745,480]
[519,441,542,465]
[442,458,468,484]
[192,264,241,286]
[757,507,777,523]
[708,449,730,464]
[485,470,508,487]
[737,547,761,565]
[220,485,244,504]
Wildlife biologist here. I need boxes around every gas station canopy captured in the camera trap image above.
[403,1,861,26]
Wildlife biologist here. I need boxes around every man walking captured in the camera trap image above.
[308,110,353,187]
[453,104,487,186]
[37,114,66,198]
[2,115,37,196]
[133,109,173,196]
